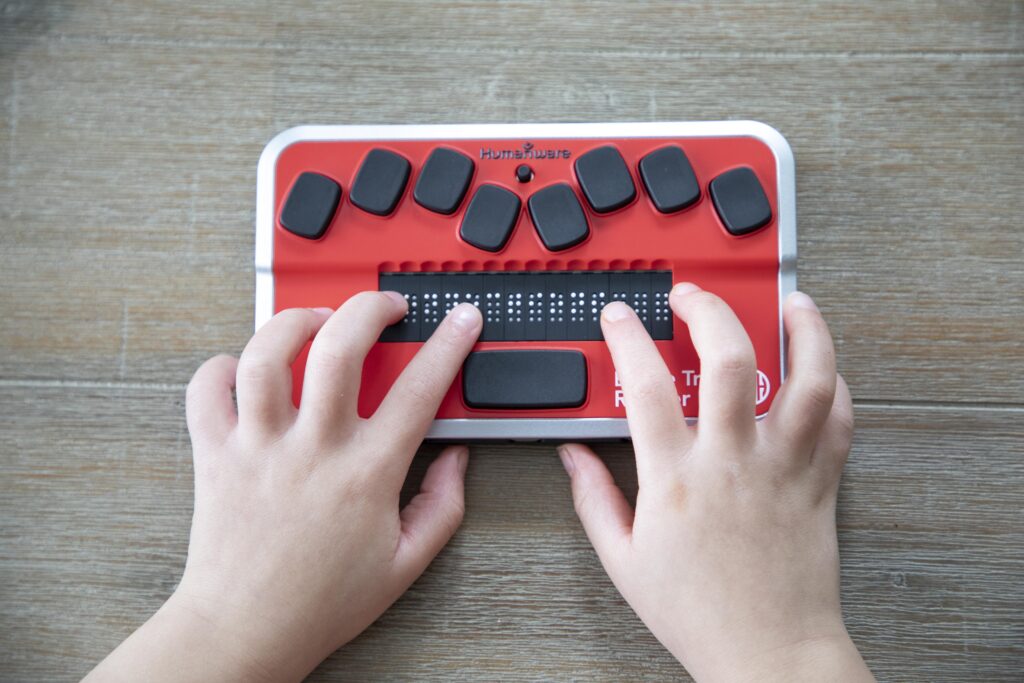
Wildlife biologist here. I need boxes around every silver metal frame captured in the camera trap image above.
[255,122,796,441]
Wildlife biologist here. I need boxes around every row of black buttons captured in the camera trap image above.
[278,145,773,247]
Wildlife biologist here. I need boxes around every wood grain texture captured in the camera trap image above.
[0,1,1022,681]
[0,387,1021,681]
[2,1,1021,53]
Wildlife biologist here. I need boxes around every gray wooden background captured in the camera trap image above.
[1,1,1022,680]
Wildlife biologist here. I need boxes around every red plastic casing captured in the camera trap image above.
[257,123,794,438]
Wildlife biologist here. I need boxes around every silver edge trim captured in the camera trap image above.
[428,418,631,440]
[254,121,796,440]
[756,123,798,387]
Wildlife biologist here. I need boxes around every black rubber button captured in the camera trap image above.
[515,164,533,183]
[639,146,701,214]
[278,172,342,239]
[462,350,587,409]
[709,167,773,236]
[349,149,411,216]
[413,147,474,214]
[573,145,636,213]
[527,183,590,251]
[459,184,521,252]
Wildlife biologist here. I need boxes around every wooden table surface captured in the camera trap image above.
[1,2,1022,680]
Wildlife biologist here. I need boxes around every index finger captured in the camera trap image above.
[370,303,482,464]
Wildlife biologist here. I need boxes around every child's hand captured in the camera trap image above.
[559,285,873,682]
[86,292,482,683]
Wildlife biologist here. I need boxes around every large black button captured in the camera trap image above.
[709,167,773,235]
[413,148,474,214]
[574,146,636,213]
[349,149,411,216]
[459,184,521,252]
[639,146,701,214]
[462,350,587,409]
[528,183,590,251]
[279,172,342,239]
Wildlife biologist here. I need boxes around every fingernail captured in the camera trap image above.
[601,301,634,323]
[557,446,575,476]
[311,306,334,315]
[788,291,819,311]
[447,302,482,332]
[671,282,701,297]
[382,290,408,308]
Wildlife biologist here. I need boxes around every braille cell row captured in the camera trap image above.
[378,270,673,342]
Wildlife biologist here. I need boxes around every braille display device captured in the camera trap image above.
[256,122,796,440]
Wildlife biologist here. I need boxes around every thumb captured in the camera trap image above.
[559,443,634,573]
[394,446,469,581]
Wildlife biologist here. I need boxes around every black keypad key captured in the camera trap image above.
[279,172,342,239]
[413,147,475,215]
[709,167,773,235]
[639,146,701,214]
[349,148,411,216]
[463,350,587,409]
[528,183,590,251]
[574,145,637,214]
[459,185,521,252]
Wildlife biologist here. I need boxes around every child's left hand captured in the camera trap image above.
[86,292,483,683]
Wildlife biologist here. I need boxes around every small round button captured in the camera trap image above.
[515,164,534,183]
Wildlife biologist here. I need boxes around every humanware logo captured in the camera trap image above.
[478,141,572,161]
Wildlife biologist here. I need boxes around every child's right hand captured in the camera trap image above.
[559,284,874,682]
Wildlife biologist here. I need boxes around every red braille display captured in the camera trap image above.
[256,122,795,440]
